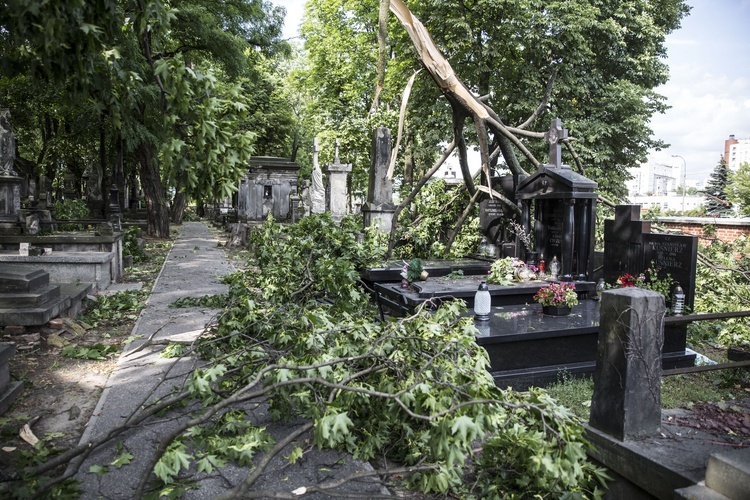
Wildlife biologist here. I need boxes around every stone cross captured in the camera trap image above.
[334,139,340,164]
[544,118,568,169]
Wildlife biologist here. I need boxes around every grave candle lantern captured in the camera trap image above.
[671,283,685,316]
[474,281,491,322]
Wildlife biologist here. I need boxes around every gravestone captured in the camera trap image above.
[516,119,597,280]
[236,157,300,221]
[603,205,651,283]
[85,161,104,217]
[324,140,352,222]
[38,175,52,210]
[362,127,396,232]
[63,170,78,200]
[589,287,664,440]
[479,175,516,253]
[0,109,22,236]
[237,178,249,223]
[603,205,698,309]
[310,138,325,214]
[643,233,698,310]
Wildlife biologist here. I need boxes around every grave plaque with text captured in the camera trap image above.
[643,233,698,309]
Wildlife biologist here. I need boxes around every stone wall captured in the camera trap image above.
[656,216,750,244]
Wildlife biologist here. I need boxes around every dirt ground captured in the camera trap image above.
[0,240,171,477]
[2,325,120,459]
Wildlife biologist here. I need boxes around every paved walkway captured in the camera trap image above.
[73,221,384,499]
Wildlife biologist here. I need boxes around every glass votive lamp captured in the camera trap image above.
[474,281,491,322]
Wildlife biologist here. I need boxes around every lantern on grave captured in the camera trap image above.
[474,281,491,322]
[671,283,685,316]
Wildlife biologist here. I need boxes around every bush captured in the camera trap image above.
[122,227,148,264]
[52,199,89,231]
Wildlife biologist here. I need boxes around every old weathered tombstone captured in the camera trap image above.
[236,178,249,223]
[63,170,78,200]
[236,157,300,221]
[589,287,664,440]
[362,127,396,232]
[299,179,311,217]
[24,214,40,236]
[516,118,597,280]
[0,110,22,236]
[324,140,352,222]
[38,174,52,210]
[310,138,325,215]
[85,161,104,217]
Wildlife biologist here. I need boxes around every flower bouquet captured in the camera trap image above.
[534,282,578,315]
[487,257,526,286]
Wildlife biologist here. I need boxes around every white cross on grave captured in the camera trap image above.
[544,118,568,169]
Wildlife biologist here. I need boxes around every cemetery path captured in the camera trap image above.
[67,221,386,499]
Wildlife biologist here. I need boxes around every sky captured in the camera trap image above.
[274,0,750,184]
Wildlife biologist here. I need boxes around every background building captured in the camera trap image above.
[725,135,750,170]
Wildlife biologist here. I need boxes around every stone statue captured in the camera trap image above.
[311,138,325,214]
[0,109,18,177]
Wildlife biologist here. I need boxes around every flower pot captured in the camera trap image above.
[542,305,571,316]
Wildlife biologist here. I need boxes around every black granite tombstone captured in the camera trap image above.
[516,119,598,281]
[643,233,698,310]
[479,175,516,252]
[603,205,651,283]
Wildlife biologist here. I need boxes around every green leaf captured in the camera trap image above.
[286,446,304,464]
[111,452,133,469]
[88,464,108,476]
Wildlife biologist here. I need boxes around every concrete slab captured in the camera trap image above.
[586,400,750,500]
[705,447,750,499]
[99,282,143,296]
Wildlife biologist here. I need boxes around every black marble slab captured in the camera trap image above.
[467,300,696,390]
[362,258,492,283]
[374,274,596,317]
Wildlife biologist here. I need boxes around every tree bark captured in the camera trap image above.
[136,141,169,237]
[171,190,185,225]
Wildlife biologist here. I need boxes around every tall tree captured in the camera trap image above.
[1,0,291,236]
[705,156,733,216]
[298,0,689,214]
[729,161,750,216]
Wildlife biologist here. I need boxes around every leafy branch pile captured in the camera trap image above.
[692,235,750,348]
[10,215,606,498]
[189,215,605,497]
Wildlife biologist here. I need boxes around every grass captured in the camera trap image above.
[546,351,750,421]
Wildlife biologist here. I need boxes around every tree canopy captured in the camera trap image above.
[297,0,689,202]
[1,0,291,235]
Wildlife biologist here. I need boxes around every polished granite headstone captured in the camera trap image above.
[589,288,664,441]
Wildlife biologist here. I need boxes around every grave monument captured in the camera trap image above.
[235,156,300,221]
[324,140,352,222]
[310,138,325,215]
[0,109,22,236]
[362,127,397,233]
[516,118,598,280]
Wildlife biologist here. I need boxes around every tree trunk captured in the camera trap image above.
[171,189,186,225]
[136,141,169,238]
